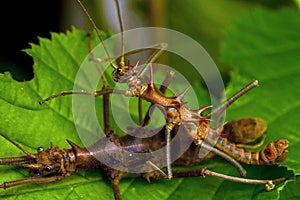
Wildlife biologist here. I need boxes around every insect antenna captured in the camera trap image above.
[40,0,128,102]
[113,0,125,67]
[0,132,36,159]
[75,0,117,69]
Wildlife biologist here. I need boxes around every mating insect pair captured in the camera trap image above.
[0,112,290,197]
[0,77,291,199]
[0,0,294,199]
[0,79,291,199]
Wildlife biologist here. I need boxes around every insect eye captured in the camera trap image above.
[117,67,122,73]
[37,147,44,152]
[45,166,51,171]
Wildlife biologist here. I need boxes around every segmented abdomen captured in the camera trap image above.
[215,136,260,164]
[213,133,288,165]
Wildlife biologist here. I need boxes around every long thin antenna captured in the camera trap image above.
[75,0,117,69]
[114,0,125,66]
[0,133,36,159]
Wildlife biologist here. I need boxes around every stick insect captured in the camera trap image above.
[0,80,293,199]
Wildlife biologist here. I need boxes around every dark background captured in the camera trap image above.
[0,1,63,81]
[0,0,296,82]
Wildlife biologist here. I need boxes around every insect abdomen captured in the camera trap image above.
[215,136,288,165]
[216,137,260,164]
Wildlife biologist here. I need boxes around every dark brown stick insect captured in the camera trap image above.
[0,81,293,199]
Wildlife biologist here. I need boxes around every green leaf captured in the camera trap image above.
[222,7,300,198]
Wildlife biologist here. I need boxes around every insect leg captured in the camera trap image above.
[39,88,128,105]
[110,171,123,200]
[0,156,30,165]
[172,168,294,191]
[206,80,259,119]
[146,161,168,178]
[88,32,111,135]
[203,169,293,191]
[165,124,173,179]
[198,140,247,177]
[0,176,64,189]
